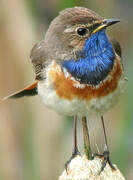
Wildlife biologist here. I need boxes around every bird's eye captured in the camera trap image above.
[77,28,88,36]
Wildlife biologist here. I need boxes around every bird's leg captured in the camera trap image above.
[95,116,115,172]
[65,116,80,171]
[81,117,92,159]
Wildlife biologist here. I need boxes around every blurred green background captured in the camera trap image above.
[0,0,133,179]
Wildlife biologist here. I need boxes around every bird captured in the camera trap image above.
[4,7,127,172]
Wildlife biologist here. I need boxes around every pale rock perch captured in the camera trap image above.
[59,155,125,180]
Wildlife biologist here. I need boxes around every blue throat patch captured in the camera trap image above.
[62,29,115,86]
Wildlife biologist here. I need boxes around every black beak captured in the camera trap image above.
[92,18,120,34]
[103,19,120,27]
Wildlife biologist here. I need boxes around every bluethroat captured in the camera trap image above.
[4,7,127,172]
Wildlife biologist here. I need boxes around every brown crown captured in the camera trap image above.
[57,7,102,25]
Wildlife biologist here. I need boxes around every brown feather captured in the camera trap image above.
[111,38,122,57]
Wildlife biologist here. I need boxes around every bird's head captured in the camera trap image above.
[45,7,120,61]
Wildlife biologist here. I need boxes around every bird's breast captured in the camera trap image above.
[47,56,123,101]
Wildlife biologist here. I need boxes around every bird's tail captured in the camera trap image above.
[2,81,38,101]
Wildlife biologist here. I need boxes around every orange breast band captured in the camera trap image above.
[48,57,122,101]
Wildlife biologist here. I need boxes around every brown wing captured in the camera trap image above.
[3,40,46,100]
[110,38,122,57]
[30,40,46,80]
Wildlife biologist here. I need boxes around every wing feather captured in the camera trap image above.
[30,40,46,80]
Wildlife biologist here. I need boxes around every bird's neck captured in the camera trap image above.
[62,29,115,86]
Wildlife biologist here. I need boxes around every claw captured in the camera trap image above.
[65,148,80,173]
[94,150,115,173]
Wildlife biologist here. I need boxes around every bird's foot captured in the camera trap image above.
[94,150,116,173]
[65,148,80,173]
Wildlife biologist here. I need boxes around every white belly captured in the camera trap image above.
[38,77,126,117]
